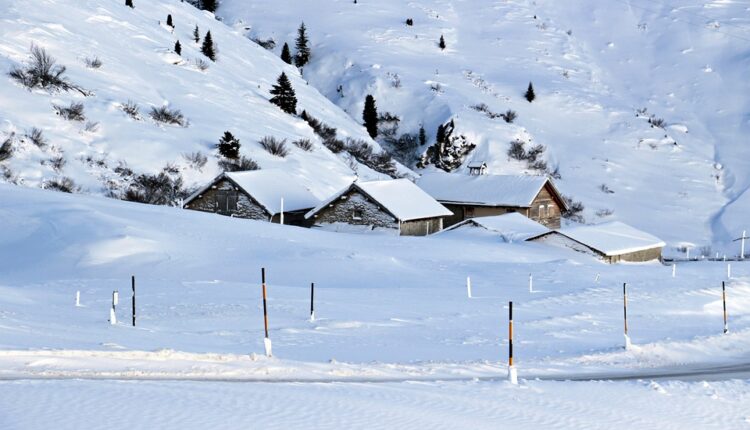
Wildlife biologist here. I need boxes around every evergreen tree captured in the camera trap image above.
[269,72,298,115]
[436,124,446,144]
[201,31,216,61]
[193,25,200,43]
[294,22,311,68]
[174,40,182,56]
[280,43,292,65]
[525,82,536,102]
[362,95,378,139]
[439,35,446,50]
[125,0,133,8]
[419,125,427,146]
[166,14,173,28]
[201,0,217,13]
[218,131,241,159]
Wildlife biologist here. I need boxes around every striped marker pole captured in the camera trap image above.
[507,301,518,384]
[722,281,729,334]
[262,268,272,357]
[310,282,315,322]
[623,283,631,350]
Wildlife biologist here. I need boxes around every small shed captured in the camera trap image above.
[417,172,568,228]
[439,212,550,242]
[183,170,320,225]
[468,162,488,176]
[305,178,453,236]
[527,221,665,263]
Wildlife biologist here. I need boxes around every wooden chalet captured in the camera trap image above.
[182,170,320,226]
[417,173,568,228]
[305,179,453,236]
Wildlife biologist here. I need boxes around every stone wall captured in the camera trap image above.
[184,178,270,220]
[311,190,398,231]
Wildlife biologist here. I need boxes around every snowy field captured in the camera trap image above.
[1,185,749,428]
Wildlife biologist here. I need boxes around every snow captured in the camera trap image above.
[538,221,666,256]
[418,172,557,207]
[440,213,550,242]
[307,178,452,222]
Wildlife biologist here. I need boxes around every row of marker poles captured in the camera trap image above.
[106,276,136,326]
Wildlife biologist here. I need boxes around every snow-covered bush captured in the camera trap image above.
[301,111,345,153]
[0,134,14,162]
[83,56,102,69]
[258,136,289,157]
[53,102,86,121]
[251,37,276,50]
[149,106,185,126]
[218,155,259,172]
[502,110,517,123]
[182,151,208,171]
[25,127,47,148]
[124,167,186,205]
[418,120,476,172]
[44,176,78,193]
[562,195,585,223]
[292,138,313,151]
[9,45,86,94]
[121,100,140,120]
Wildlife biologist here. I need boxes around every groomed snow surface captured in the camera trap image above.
[1,185,750,428]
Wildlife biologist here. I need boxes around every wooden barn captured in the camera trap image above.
[417,173,568,229]
[182,170,320,226]
[527,221,665,263]
[305,179,453,236]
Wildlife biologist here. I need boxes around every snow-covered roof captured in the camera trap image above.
[417,172,565,208]
[306,179,452,222]
[441,213,550,242]
[185,170,320,215]
[534,221,666,256]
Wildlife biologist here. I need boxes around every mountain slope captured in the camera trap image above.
[218,0,750,251]
[0,0,404,202]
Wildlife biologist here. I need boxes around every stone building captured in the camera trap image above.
[182,170,320,226]
[527,221,665,263]
[417,173,568,228]
[305,179,452,236]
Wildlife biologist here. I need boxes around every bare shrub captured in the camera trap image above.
[501,109,517,123]
[9,45,87,94]
[599,183,615,194]
[124,166,186,205]
[25,127,47,148]
[193,58,210,71]
[150,106,185,126]
[0,134,14,162]
[84,121,100,133]
[596,208,614,217]
[251,37,276,50]
[48,155,66,172]
[44,176,78,193]
[562,195,585,223]
[507,139,526,160]
[649,116,666,129]
[121,100,140,119]
[182,151,208,171]
[83,56,103,69]
[218,155,260,172]
[53,102,85,121]
[292,138,313,152]
[258,136,289,157]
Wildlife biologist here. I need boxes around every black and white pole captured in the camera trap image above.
[507,301,518,384]
[310,282,315,322]
[110,290,118,325]
[722,281,729,334]
[623,283,631,350]
[466,276,472,298]
[262,268,272,357]
[131,275,136,327]
[280,198,285,225]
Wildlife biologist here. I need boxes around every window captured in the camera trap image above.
[352,209,363,220]
[216,191,238,214]
[538,205,546,218]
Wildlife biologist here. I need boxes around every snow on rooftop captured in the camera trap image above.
[553,221,666,256]
[225,170,321,214]
[442,213,550,242]
[307,179,452,222]
[417,173,551,207]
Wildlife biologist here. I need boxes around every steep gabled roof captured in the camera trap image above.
[529,221,665,256]
[184,169,320,215]
[417,172,567,209]
[441,213,550,242]
[306,178,452,222]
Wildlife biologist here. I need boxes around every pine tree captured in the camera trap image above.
[166,14,173,28]
[193,25,200,43]
[419,125,427,146]
[174,40,182,56]
[201,31,216,61]
[125,0,133,8]
[280,43,292,65]
[218,131,241,159]
[436,124,446,145]
[201,0,217,13]
[525,82,536,102]
[362,95,378,139]
[269,72,298,115]
[439,35,446,50]
[294,22,311,68]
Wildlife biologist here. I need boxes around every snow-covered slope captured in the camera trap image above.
[0,0,403,202]
[218,0,750,250]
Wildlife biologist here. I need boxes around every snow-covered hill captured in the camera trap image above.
[218,0,750,250]
[0,0,404,203]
